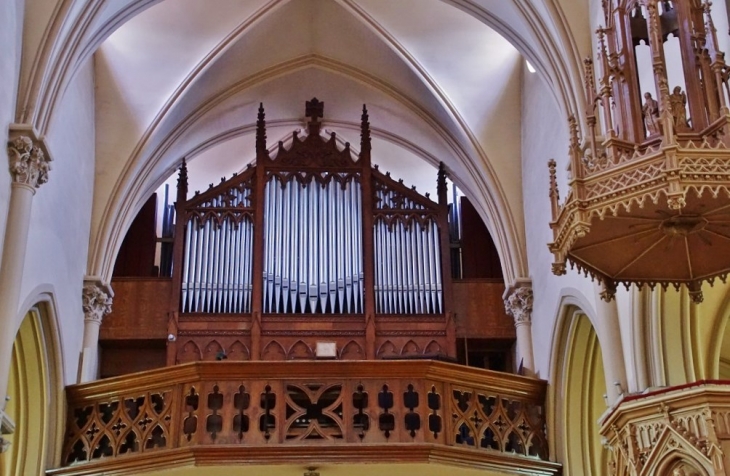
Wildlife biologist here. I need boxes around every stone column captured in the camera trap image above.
[79,280,113,382]
[594,281,629,405]
[0,132,51,419]
[504,284,535,376]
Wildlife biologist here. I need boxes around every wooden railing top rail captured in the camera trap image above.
[66,360,545,402]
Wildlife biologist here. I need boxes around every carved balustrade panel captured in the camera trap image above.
[61,361,548,469]
[64,388,176,465]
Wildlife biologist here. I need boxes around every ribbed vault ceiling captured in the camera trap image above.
[76,0,583,283]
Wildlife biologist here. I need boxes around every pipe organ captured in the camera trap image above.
[168,99,454,364]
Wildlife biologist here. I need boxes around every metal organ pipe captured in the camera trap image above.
[259,174,363,314]
[178,170,442,317]
[180,184,254,314]
[372,185,443,315]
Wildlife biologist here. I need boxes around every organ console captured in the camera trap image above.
[166,98,455,364]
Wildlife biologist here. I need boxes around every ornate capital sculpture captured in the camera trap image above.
[7,135,52,188]
[504,286,533,326]
[82,282,113,324]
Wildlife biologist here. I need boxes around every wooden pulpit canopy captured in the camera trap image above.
[167,99,455,364]
[548,0,730,303]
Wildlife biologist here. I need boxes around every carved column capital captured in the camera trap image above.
[82,281,113,325]
[7,134,52,189]
[504,285,533,326]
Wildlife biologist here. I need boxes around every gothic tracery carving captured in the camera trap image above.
[601,384,728,476]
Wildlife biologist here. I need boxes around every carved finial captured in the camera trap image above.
[256,103,267,155]
[305,98,324,122]
[82,282,113,324]
[504,286,533,326]
[548,159,559,197]
[688,281,704,304]
[584,57,597,104]
[437,162,448,207]
[568,115,580,151]
[548,159,560,219]
[7,135,52,188]
[305,98,324,135]
[177,158,188,202]
[360,104,371,158]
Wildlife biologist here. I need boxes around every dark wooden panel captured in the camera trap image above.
[452,279,515,339]
[460,196,503,279]
[101,278,171,340]
[99,340,166,379]
[113,193,158,277]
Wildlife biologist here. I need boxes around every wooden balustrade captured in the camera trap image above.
[53,360,558,475]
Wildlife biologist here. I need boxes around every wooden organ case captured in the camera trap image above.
[167,99,455,364]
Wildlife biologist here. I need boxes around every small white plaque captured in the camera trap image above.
[315,342,337,359]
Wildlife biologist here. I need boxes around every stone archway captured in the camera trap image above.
[0,308,60,475]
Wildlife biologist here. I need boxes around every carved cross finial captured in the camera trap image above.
[504,286,533,326]
[7,135,52,189]
[305,98,324,123]
[82,282,113,325]
[256,103,267,155]
[305,98,324,136]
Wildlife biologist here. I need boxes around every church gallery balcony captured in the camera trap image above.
[50,360,559,475]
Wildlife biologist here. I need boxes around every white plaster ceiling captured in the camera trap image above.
[90,0,535,281]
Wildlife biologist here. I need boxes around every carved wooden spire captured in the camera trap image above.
[360,104,371,159]
[256,103,267,156]
[548,159,559,220]
[177,158,188,203]
[437,162,448,207]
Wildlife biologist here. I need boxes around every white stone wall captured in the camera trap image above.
[20,59,96,385]
[0,0,25,262]
[520,62,599,380]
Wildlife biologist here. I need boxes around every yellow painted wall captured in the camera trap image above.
[0,312,49,476]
